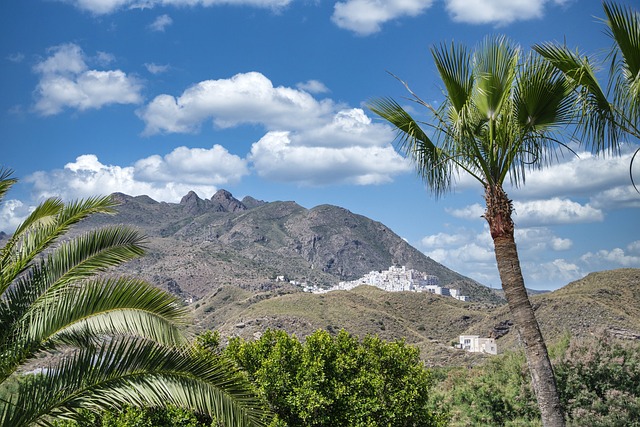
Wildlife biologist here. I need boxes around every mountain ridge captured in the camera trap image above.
[84,190,501,305]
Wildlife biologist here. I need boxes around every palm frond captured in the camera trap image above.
[473,35,519,121]
[0,169,17,205]
[25,277,189,346]
[430,41,473,113]
[1,338,271,427]
[533,42,621,153]
[367,97,456,196]
[515,54,575,132]
[0,196,121,297]
[604,1,640,136]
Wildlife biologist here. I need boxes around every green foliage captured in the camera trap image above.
[429,352,540,427]
[429,335,640,427]
[52,406,211,427]
[223,329,448,427]
[0,170,271,427]
[555,337,640,426]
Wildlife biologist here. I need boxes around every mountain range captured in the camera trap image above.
[63,191,640,365]
[79,189,500,304]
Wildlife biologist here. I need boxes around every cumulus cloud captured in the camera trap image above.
[417,224,584,289]
[138,72,336,135]
[137,72,410,186]
[332,0,434,35]
[59,0,292,15]
[25,148,248,203]
[509,147,639,202]
[445,0,548,25]
[446,203,485,220]
[447,198,604,226]
[514,227,573,253]
[33,43,143,116]
[248,109,411,185]
[512,198,604,226]
[149,14,173,31]
[581,247,640,268]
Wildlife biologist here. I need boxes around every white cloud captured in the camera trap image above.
[95,51,115,65]
[248,115,411,186]
[421,231,469,248]
[446,203,485,220]
[149,14,173,32]
[550,237,572,251]
[296,80,330,94]
[417,224,584,289]
[145,63,170,74]
[525,258,584,287]
[26,148,248,203]
[446,198,604,226]
[33,43,143,116]
[445,0,568,26]
[514,227,573,252]
[60,0,292,15]
[0,199,33,233]
[138,73,412,186]
[138,72,336,135]
[332,0,434,35]
[134,145,249,185]
[510,147,639,203]
[512,198,604,226]
[581,247,640,268]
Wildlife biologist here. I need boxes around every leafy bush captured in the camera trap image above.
[222,329,448,427]
[428,352,541,427]
[555,336,640,426]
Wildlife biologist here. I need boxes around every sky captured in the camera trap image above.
[1,0,639,291]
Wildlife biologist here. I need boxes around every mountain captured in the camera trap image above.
[78,190,500,304]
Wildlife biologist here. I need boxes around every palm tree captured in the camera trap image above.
[534,1,640,189]
[0,169,271,427]
[368,36,583,426]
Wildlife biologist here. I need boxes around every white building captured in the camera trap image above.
[458,335,498,355]
[312,266,469,301]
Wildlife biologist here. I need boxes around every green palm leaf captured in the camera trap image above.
[604,1,640,134]
[1,338,270,427]
[0,172,274,427]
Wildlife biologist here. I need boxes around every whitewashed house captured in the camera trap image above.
[459,335,498,355]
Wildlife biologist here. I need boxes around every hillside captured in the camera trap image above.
[76,190,500,304]
[184,268,640,366]
[191,282,498,366]
[465,268,640,352]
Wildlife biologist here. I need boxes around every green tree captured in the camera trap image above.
[367,36,597,426]
[223,329,447,427]
[0,169,271,427]
[534,1,640,188]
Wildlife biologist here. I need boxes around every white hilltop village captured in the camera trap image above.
[299,266,469,301]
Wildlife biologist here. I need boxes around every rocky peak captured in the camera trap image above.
[180,191,210,215]
[211,189,246,212]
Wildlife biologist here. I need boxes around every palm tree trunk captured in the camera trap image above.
[485,185,565,427]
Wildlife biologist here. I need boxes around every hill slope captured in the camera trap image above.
[465,268,640,352]
[78,190,499,303]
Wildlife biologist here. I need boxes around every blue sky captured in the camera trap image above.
[1,0,638,290]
